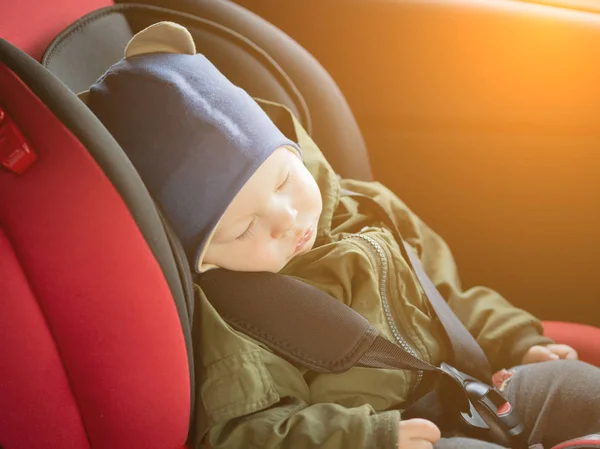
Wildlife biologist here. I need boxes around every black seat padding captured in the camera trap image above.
[42,1,372,181]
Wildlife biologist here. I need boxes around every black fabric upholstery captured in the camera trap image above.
[43,11,134,95]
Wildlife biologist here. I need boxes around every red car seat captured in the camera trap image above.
[0,37,193,448]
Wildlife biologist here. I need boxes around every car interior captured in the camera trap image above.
[1,0,600,447]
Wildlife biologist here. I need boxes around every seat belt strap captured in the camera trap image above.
[200,269,439,374]
[199,266,526,448]
[340,188,492,381]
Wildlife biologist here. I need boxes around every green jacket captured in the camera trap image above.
[192,100,552,449]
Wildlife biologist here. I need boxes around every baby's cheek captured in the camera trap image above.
[257,243,287,273]
[237,243,270,271]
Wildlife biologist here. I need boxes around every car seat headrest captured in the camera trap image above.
[78,21,203,103]
[43,2,372,183]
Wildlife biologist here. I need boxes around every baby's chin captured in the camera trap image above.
[297,239,316,257]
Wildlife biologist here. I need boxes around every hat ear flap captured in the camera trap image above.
[124,21,196,58]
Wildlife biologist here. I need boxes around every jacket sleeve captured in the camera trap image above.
[193,285,400,449]
[401,197,553,371]
[200,399,400,449]
[413,211,553,370]
[344,180,553,371]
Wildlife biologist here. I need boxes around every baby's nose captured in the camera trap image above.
[271,206,297,239]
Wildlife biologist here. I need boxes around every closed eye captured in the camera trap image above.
[277,170,292,191]
[236,218,256,241]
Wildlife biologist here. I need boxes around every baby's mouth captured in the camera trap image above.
[294,226,314,254]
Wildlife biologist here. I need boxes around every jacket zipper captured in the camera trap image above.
[345,233,423,399]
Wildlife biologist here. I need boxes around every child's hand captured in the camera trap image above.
[521,344,578,364]
[397,418,441,449]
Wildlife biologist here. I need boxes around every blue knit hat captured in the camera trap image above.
[83,22,300,272]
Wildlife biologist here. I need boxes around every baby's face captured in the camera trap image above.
[203,146,323,273]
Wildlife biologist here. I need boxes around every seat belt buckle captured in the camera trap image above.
[0,105,37,175]
[440,363,527,449]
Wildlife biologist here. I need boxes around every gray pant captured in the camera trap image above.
[436,360,600,449]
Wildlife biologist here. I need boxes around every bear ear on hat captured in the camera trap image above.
[76,21,196,102]
[124,21,196,58]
